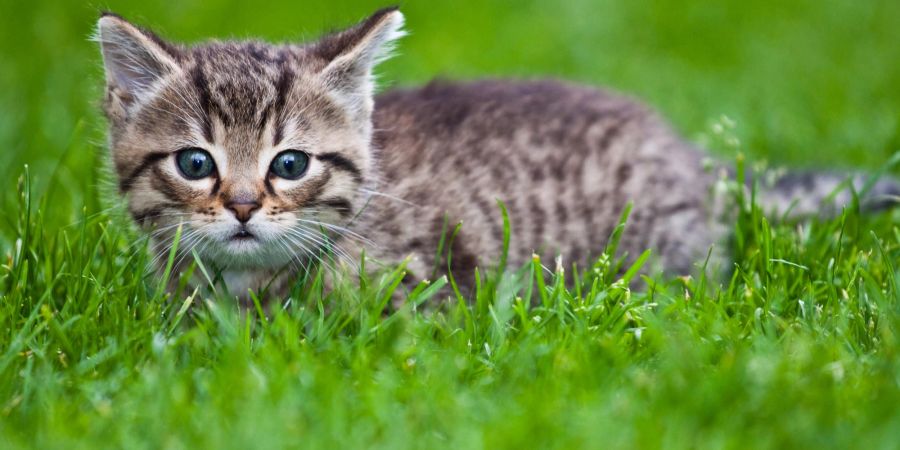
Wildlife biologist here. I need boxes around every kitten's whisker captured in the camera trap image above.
[284,228,345,266]
[145,221,193,243]
[148,225,205,270]
[144,215,197,230]
[280,233,323,275]
[282,232,335,275]
[127,220,191,254]
[174,232,208,272]
[293,217,375,247]
[284,227,349,272]
[153,94,202,126]
[273,239,305,274]
[144,211,196,219]
[167,86,206,124]
[359,188,419,207]
[288,224,356,265]
[138,102,185,122]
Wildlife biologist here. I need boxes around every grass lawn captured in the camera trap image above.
[1,0,899,448]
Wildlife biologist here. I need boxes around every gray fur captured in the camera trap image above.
[96,10,898,300]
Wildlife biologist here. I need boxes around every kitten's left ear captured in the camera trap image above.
[96,12,182,108]
[311,7,406,111]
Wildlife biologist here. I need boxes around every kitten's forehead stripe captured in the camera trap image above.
[195,44,287,129]
[272,121,285,147]
[189,63,215,142]
[267,64,294,145]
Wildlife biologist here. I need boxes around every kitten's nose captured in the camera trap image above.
[226,200,261,223]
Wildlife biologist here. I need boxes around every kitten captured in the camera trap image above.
[96,8,898,300]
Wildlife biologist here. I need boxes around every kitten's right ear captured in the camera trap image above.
[310,8,405,113]
[96,13,181,106]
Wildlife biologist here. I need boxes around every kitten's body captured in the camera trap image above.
[366,80,720,288]
[96,9,897,300]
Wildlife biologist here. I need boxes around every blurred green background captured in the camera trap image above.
[1,0,899,226]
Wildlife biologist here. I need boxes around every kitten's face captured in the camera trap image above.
[112,54,365,269]
[97,10,404,270]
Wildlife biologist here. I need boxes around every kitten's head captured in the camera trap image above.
[96,9,404,270]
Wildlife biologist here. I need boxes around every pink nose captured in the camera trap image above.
[226,201,260,223]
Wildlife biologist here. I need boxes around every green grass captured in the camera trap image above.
[2,0,900,448]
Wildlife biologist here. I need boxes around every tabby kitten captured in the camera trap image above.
[96,8,898,300]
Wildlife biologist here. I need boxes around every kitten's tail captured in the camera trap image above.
[755,171,900,219]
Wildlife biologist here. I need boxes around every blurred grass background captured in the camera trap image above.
[1,0,899,228]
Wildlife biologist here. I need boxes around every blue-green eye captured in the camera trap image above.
[176,148,215,180]
[270,150,310,180]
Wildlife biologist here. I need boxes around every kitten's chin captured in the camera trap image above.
[202,236,291,270]
[224,236,264,255]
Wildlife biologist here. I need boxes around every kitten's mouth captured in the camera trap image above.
[220,226,266,257]
[231,229,256,240]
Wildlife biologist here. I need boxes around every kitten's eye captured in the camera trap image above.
[175,148,216,180]
[270,150,310,180]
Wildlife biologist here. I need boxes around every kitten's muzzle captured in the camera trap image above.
[226,200,261,223]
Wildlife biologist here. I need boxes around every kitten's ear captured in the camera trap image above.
[311,7,405,111]
[96,13,181,105]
